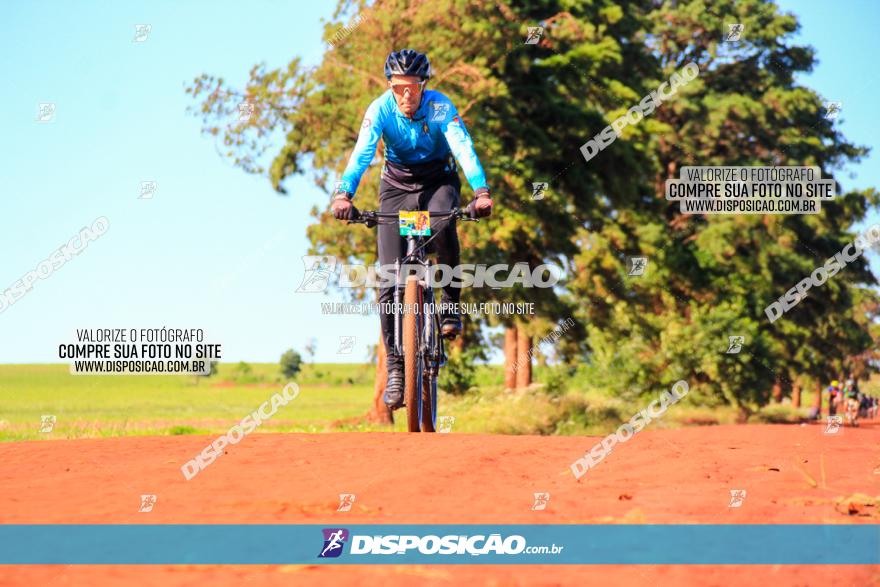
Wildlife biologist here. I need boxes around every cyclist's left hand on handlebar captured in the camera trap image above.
[331,192,354,221]
[470,188,493,218]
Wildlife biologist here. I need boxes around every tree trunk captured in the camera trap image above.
[792,382,801,408]
[814,380,824,417]
[369,333,393,425]
[504,326,518,389]
[515,326,532,389]
[450,319,464,353]
[771,377,783,403]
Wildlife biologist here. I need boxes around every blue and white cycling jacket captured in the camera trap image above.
[336,89,488,197]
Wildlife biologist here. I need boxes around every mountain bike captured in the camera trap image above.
[348,206,478,432]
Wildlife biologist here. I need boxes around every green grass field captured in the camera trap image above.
[0,363,379,441]
[0,362,828,441]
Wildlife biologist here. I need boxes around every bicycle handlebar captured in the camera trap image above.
[348,205,478,228]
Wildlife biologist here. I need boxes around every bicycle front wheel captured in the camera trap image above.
[420,374,437,432]
[419,309,441,433]
[403,275,422,432]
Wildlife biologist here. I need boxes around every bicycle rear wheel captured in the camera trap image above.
[403,276,422,432]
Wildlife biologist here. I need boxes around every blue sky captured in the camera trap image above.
[1,1,878,364]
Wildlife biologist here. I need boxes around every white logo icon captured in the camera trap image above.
[138,181,157,200]
[295,256,338,293]
[133,24,152,43]
[532,182,548,201]
[337,493,355,512]
[728,489,746,508]
[824,101,842,121]
[437,416,455,433]
[40,415,56,433]
[824,415,843,435]
[37,102,56,123]
[531,492,550,511]
[627,256,648,276]
[525,27,544,45]
[431,103,450,122]
[726,336,745,354]
[238,102,255,122]
[725,24,744,42]
[337,336,356,354]
[139,494,157,512]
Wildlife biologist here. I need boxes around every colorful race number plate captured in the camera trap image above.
[399,210,431,236]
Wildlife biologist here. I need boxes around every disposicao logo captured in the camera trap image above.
[316,530,562,557]
[318,528,349,558]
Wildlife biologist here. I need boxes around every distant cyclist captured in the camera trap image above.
[844,377,858,400]
[843,377,860,426]
[827,379,841,416]
[330,49,493,410]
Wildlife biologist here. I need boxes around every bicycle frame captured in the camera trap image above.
[392,234,446,374]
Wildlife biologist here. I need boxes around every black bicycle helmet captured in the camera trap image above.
[384,49,431,80]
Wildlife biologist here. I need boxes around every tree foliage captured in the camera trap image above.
[280,349,304,379]
[187,0,878,409]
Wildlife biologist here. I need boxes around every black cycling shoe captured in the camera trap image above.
[440,315,462,340]
[383,368,405,410]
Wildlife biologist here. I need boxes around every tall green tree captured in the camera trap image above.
[186,0,647,366]
[566,0,877,411]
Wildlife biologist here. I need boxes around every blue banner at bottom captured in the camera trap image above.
[1,524,877,564]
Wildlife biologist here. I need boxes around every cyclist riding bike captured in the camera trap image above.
[841,377,860,425]
[827,379,841,416]
[330,49,493,410]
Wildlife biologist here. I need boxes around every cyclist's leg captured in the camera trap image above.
[378,180,417,373]
[422,175,462,319]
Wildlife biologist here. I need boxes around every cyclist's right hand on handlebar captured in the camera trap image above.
[468,188,493,218]
[331,192,354,221]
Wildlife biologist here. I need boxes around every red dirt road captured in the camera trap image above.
[1,423,879,585]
